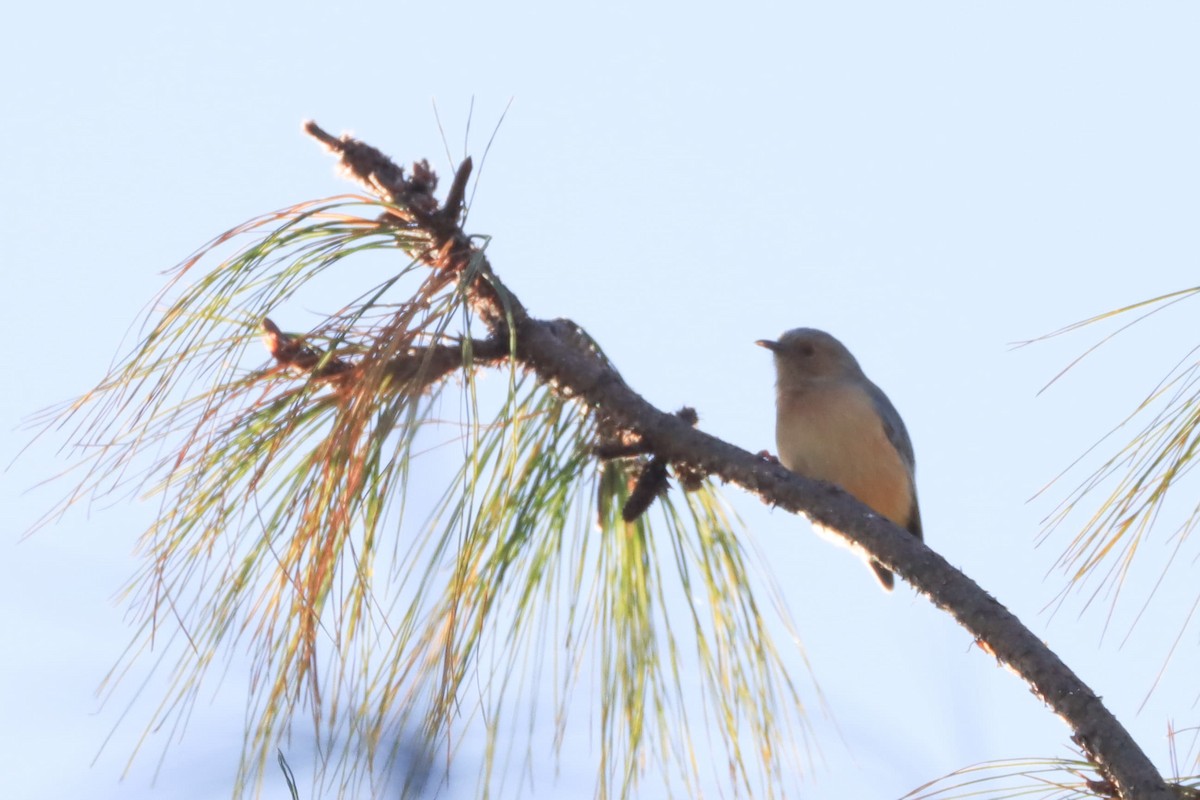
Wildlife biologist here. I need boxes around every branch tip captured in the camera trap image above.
[440,157,474,221]
[303,120,342,150]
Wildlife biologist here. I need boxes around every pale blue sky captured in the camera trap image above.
[5,2,1200,798]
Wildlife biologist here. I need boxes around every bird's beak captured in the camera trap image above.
[756,339,779,352]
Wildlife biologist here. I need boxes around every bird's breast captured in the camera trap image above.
[775,383,914,527]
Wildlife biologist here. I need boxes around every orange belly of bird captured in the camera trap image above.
[776,385,913,527]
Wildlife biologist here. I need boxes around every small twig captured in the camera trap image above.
[261,318,351,378]
[262,317,509,392]
[381,336,509,387]
[438,157,473,224]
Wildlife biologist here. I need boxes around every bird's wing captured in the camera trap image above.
[865,381,915,470]
[866,380,922,539]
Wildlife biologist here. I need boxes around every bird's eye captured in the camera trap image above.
[796,343,815,357]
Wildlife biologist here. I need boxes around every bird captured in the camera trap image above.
[758,328,921,590]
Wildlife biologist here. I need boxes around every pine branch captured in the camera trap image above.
[260,316,509,387]
[303,120,1177,800]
